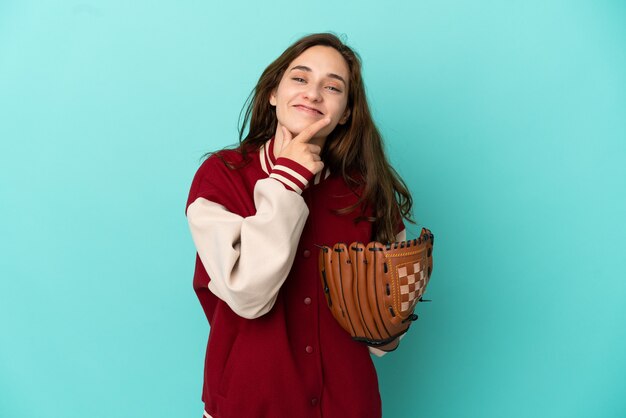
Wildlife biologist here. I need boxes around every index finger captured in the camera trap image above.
[294,117,331,143]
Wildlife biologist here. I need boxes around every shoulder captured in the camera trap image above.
[194,144,262,178]
[200,148,245,171]
[186,146,258,211]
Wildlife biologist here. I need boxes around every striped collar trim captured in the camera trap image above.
[259,137,331,185]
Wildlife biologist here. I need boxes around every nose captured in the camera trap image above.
[303,84,322,102]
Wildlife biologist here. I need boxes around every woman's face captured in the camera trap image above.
[270,45,351,140]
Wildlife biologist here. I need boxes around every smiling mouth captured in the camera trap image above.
[294,105,324,115]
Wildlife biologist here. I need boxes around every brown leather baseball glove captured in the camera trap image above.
[319,228,434,348]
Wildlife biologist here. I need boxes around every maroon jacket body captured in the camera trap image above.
[186,142,395,418]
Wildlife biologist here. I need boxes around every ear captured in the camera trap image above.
[269,89,277,106]
[338,108,351,125]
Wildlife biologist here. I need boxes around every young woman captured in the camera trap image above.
[186,33,413,418]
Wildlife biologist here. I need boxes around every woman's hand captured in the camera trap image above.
[276,118,331,175]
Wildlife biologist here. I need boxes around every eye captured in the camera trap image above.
[326,86,342,93]
[291,77,306,83]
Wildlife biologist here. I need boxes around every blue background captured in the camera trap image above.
[1,1,625,417]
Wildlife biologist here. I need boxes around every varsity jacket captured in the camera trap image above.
[186,138,405,418]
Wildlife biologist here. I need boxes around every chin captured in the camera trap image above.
[279,117,333,139]
[281,122,307,136]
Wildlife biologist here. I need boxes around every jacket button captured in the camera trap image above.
[303,249,311,258]
[311,398,319,406]
[305,345,313,354]
[304,297,312,305]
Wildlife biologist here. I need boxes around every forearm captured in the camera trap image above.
[187,177,309,319]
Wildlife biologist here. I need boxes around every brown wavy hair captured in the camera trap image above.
[235,32,414,242]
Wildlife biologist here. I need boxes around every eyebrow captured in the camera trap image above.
[290,65,347,86]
